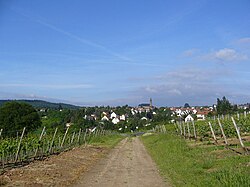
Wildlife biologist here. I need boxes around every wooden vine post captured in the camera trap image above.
[15,127,26,163]
[61,127,69,148]
[71,131,75,144]
[187,122,191,139]
[2,151,4,170]
[191,121,197,140]
[178,123,183,136]
[231,117,248,153]
[217,118,228,147]
[83,129,88,147]
[208,122,217,144]
[49,127,58,153]
[163,125,167,134]
[0,129,3,139]
[77,128,81,145]
[34,126,46,157]
[182,122,186,138]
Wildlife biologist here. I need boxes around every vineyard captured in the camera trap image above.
[174,113,250,154]
[146,114,250,186]
[0,127,112,173]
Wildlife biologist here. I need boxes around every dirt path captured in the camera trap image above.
[73,137,168,187]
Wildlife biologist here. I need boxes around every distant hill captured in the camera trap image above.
[0,100,80,109]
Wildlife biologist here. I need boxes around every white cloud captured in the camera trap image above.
[183,47,248,62]
[167,89,182,96]
[131,67,236,106]
[213,48,248,61]
[236,37,250,44]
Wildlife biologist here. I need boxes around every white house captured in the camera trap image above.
[192,109,197,114]
[101,116,109,121]
[185,114,194,122]
[196,112,206,120]
[131,109,135,115]
[120,114,126,121]
[110,112,117,119]
[112,117,120,124]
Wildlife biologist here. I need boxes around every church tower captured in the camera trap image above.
[150,98,152,108]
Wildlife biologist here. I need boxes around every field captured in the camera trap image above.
[174,114,250,154]
[0,134,123,186]
[0,127,116,174]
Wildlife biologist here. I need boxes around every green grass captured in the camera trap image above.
[88,134,124,148]
[141,133,250,187]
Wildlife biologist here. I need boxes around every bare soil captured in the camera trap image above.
[0,146,108,186]
[0,137,168,187]
[73,137,168,187]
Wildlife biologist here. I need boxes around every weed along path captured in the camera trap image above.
[73,137,168,187]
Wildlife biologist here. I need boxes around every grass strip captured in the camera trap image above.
[89,134,124,148]
[141,133,250,187]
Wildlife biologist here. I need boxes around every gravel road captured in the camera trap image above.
[73,137,168,187]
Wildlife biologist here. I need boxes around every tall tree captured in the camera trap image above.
[216,96,233,115]
[0,101,41,137]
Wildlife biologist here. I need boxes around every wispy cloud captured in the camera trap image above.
[129,68,238,106]
[212,48,248,61]
[0,83,93,89]
[183,48,248,62]
[236,37,250,45]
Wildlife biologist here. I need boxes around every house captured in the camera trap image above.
[185,114,194,122]
[101,116,109,121]
[102,111,108,116]
[196,110,210,120]
[110,112,117,119]
[112,117,120,124]
[120,114,126,121]
[131,109,136,115]
[91,114,97,120]
[196,112,206,120]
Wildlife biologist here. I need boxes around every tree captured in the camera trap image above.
[0,101,41,137]
[184,103,190,108]
[216,96,233,115]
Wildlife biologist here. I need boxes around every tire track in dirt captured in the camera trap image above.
[73,137,168,187]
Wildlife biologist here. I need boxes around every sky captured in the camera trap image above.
[0,0,250,107]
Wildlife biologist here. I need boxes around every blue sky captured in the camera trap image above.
[0,0,250,106]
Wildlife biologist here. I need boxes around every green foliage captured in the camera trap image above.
[152,108,172,122]
[0,101,41,137]
[217,96,233,115]
[194,115,250,139]
[0,100,79,109]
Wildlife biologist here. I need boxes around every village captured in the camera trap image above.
[38,98,250,132]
